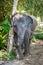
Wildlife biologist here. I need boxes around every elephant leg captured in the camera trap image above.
[28,39,31,55]
[16,45,24,60]
[23,31,30,55]
[16,37,24,60]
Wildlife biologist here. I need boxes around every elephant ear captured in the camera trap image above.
[27,16,33,25]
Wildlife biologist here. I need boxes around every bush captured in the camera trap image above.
[34,28,43,40]
[0,16,17,60]
[0,16,10,49]
[32,27,43,42]
[32,36,36,42]
[35,33,43,40]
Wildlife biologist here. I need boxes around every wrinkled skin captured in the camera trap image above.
[10,13,37,60]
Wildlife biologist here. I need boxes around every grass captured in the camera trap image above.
[0,49,16,61]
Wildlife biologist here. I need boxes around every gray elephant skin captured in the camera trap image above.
[9,13,37,60]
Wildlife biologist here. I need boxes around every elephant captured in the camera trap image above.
[8,13,37,60]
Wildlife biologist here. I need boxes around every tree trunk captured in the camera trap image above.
[7,27,14,53]
[8,0,19,53]
[12,0,19,15]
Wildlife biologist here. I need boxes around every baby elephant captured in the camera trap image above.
[8,13,37,60]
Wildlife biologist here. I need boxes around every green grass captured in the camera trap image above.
[0,49,16,61]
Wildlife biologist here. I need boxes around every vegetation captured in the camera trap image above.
[32,28,43,42]
[0,16,10,50]
[0,49,16,60]
[35,28,43,40]
[0,0,43,21]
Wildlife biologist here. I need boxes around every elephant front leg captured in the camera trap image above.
[23,31,31,56]
[17,46,24,60]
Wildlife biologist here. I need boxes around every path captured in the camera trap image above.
[1,40,43,65]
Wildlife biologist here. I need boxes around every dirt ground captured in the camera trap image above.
[0,40,43,65]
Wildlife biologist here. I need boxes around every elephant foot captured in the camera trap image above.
[23,51,32,57]
[16,54,24,60]
[19,57,23,60]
